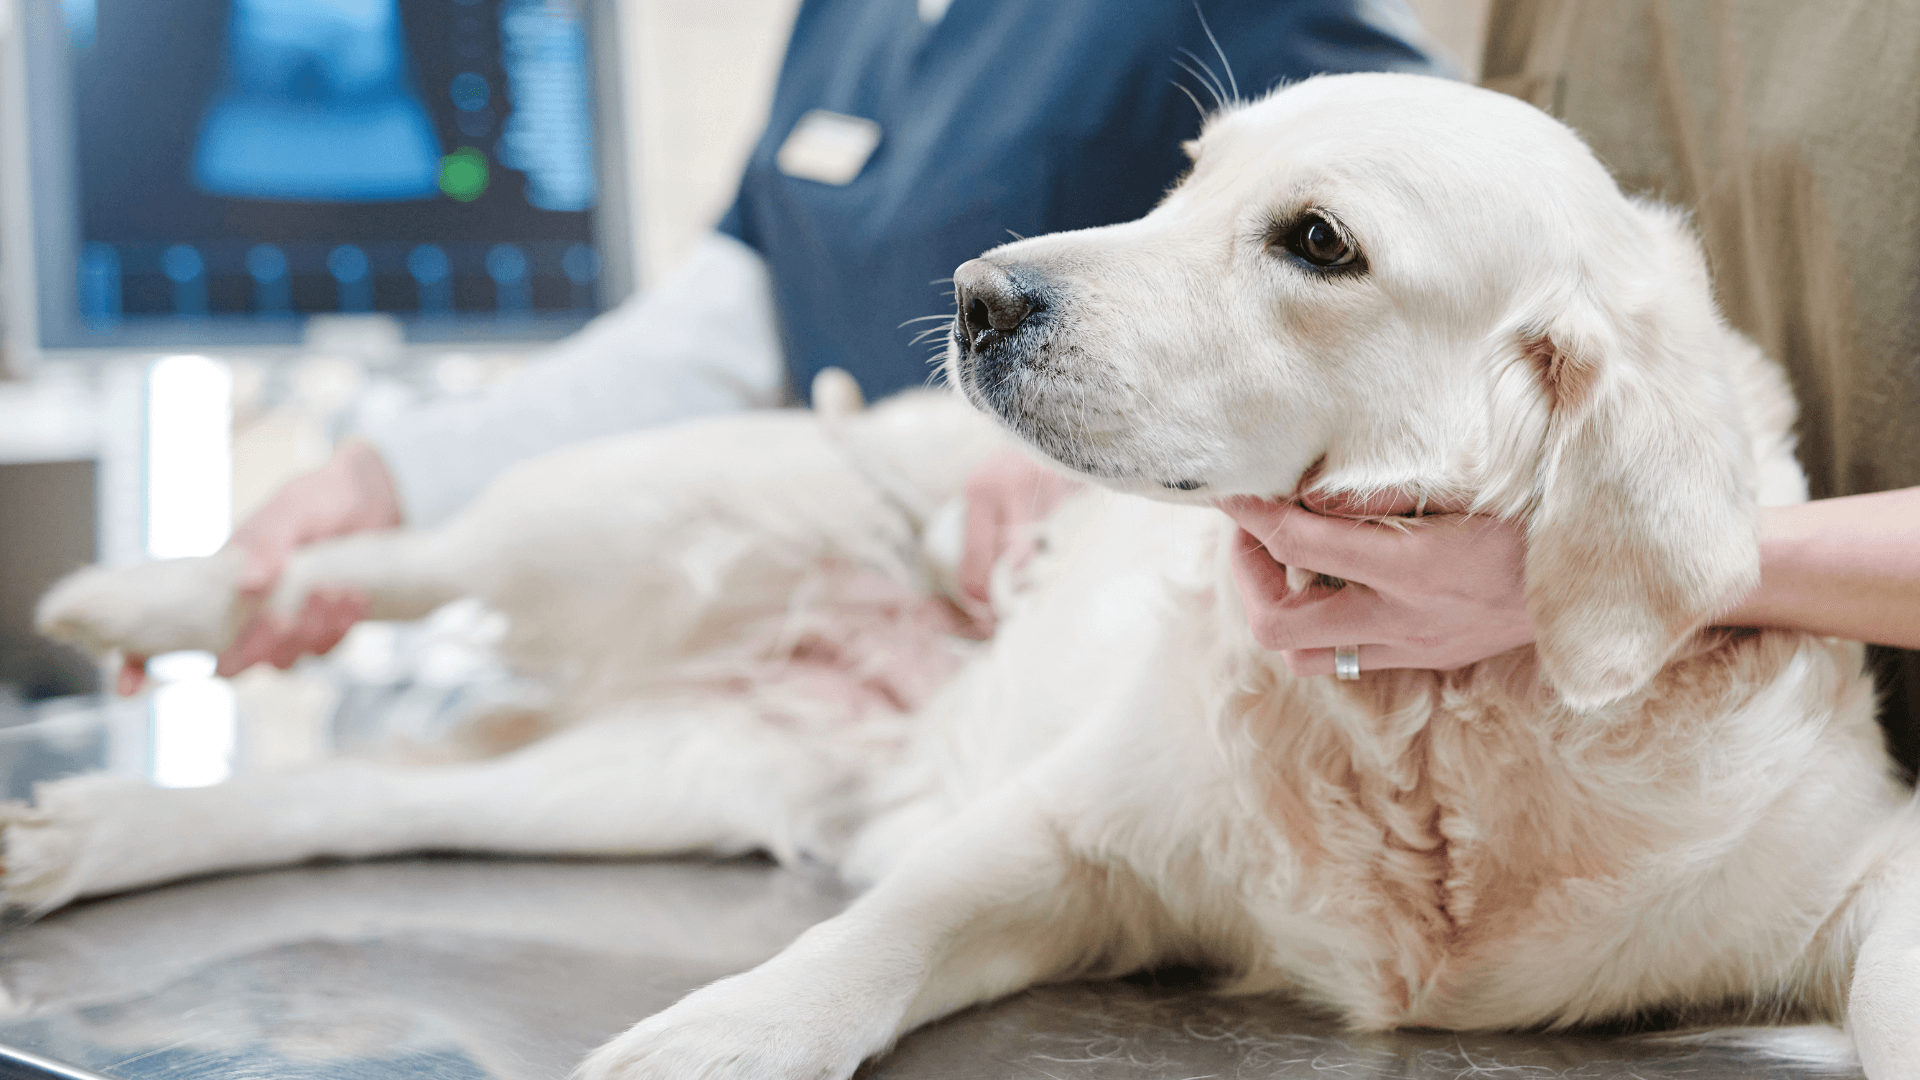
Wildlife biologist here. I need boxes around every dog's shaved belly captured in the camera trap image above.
[676,559,973,721]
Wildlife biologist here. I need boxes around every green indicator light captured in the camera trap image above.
[440,147,489,202]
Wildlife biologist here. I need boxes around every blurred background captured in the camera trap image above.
[0,0,1488,793]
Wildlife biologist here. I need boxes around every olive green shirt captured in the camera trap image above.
[1485,0,1920,770]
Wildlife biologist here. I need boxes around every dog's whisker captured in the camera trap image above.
[1167,47,1228,108]
[1191,2,1240,103]
[1172,56,1225,111]
[899,314,957,333]
[1170,79,1210,123]
[1175,48,1229,108]
[1173,51,1225,108]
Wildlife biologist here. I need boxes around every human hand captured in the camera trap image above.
[1216,492,1533,677]
[116,440,402,694]
[956,448,1084,634]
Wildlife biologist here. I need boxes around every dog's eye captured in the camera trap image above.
[1276,214,1360,269]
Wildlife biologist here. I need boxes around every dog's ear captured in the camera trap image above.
[1520,234,1759,710]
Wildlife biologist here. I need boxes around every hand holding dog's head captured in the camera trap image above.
[946,73,1759,708]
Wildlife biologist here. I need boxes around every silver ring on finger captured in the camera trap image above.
[1334,645,1361,681]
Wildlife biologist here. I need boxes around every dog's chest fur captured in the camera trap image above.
[1200,626,1891,1031]
[866,486,1887,1037]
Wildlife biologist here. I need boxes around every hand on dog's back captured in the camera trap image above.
[955,448,1084,635]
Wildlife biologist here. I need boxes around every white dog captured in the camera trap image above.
[24,73,1920,1079]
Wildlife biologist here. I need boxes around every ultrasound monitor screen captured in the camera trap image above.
[18,0,621,350]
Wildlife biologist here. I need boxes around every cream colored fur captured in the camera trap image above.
[24,74,1920,1079]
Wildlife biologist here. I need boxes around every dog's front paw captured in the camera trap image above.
[575,975,885,1080]
[0,798,88,919]
[1,774,224,919]
[0,773,155,918]
[35,549,248,658]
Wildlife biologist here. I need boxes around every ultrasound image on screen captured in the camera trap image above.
[49,0,604,341]
[194,0,446,203]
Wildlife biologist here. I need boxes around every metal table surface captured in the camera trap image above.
[0,852,1862,1080]
[0,665,1871,1080]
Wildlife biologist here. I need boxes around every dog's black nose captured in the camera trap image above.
[954,259,1036,346]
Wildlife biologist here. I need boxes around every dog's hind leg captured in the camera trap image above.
[35,548,252,659]
[577,787,1178,1080]
[35,527,471,661]
[0,700,857,919]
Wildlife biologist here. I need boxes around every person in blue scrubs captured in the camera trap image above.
[725,0,1441,399]
[151,0,1447,684]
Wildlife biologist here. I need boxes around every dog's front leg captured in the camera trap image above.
[0,706,859,917]
[578,791,1165,1080]
[1849,856,1920,1080]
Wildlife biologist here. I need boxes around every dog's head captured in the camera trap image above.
[945,73,1760,710]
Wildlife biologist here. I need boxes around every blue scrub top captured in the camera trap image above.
[719,0,1444,401]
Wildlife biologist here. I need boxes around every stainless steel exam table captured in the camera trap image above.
[0,693,1865,1080]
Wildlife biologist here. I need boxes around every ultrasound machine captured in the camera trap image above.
[0,19,656,1076]
[0,0,632,809]
[4,0,632,359]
